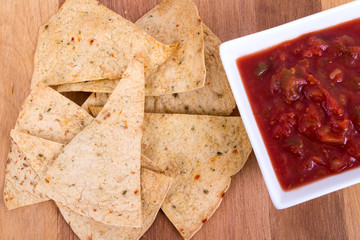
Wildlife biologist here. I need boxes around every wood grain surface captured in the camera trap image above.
[0,0,356,239]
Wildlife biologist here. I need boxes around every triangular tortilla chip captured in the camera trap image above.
[3,179,43,210]
[15,83,93,144]
[58,168,173,240]
[135,0,206,96]
[141,113,252,239]
[31,0,175,91]
[146,24,236,115]
[54,0,206,96]
[4,140,49,205]
[36,58,145,227]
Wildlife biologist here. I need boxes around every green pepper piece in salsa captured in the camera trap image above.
[254,61,268,76]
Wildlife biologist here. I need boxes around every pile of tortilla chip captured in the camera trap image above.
[4,0,252,239]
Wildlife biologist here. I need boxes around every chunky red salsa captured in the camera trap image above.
[237,18,360,190]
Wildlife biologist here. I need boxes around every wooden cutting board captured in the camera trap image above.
[0,0,357,239]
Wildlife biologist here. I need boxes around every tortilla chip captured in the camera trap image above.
[140,155,165,175]
[10,130,65,177]
[58,168,173,240]
[31,0,175,91]
[82,93,110,114]
[135,0,206,96]
[3,179,43,210]
[140,154,181,178]
[141,113,252,239]
[15,83,93,144]
[145,24,236,115]
[4,140,49,205]
[55,79,120,93]
[36,58,145,227]
[88,105,102,117]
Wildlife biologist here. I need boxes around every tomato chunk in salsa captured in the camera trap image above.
[237,18,360,190]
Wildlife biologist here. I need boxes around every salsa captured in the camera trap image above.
[237,18,360,190]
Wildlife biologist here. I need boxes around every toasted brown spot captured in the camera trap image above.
[134,189,139,195]
[103,112,111,120]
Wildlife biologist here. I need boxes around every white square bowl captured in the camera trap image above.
[220,1,360,209]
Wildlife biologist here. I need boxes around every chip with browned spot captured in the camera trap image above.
[141,113,252,239]
[36,58,145,227]
[31,0,176,96]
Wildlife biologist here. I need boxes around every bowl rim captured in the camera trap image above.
[220,1,360,209]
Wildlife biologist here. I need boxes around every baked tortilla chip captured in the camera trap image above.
[58,168,173,240]
[146,25,236,115]
[3,179,43,210]
[15,83,93,144]
[31,0,175,92]
[141,114,252,239]
[135,0,206,96]
[36,58,145,227]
